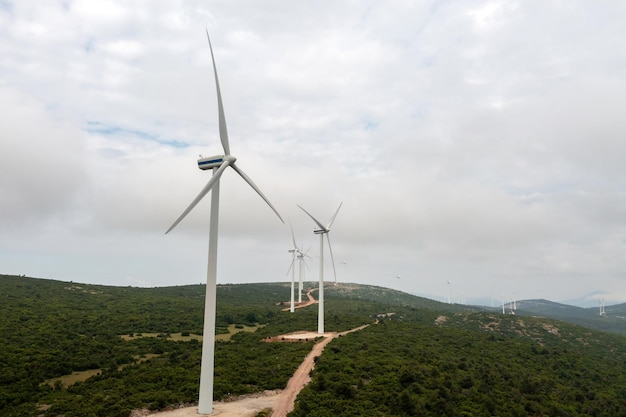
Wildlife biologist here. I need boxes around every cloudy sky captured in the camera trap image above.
[1,1,625,306]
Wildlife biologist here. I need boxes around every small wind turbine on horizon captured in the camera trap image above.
[286,225,311,310]
[298,202,342,334]
[296,246,311,303]
[165,31,284,415]
[599,295,606,316]
[286,222,300,313]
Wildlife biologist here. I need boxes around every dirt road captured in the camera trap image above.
[271,325,368,417]
[147,324,368,417]
[280,288,317,312]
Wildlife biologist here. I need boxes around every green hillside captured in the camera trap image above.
[2,274,626,416]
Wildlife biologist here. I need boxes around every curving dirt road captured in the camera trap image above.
[280,288,317,312]
[271,325,368,417]
[147,324,368,417]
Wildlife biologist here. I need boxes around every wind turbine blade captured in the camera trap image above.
[300,248,313,260]
[231,163,284,223]
[326,233,338,282]
[165,160,231,234]
[289,220,297,248]
[206,29,230,156]
[286,257,295,276]
[302,257,310,270]
[326,201,343,229]
[297,205,326,231]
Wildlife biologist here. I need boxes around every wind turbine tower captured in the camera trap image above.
[287,223,299,313]
[600,295,606,316]
[296,247,310,303]
[166,31,283,415]
[298,202,342,334]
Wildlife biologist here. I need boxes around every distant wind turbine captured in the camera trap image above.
[298,202,342,334]
[286,222,310,308]
[296,247,311,303]
[286,222,299,313]
[599,295,606,316]
[166,30,284,415]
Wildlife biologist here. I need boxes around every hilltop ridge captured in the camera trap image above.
[2,274,626,416]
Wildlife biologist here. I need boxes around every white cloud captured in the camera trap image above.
[0,87,87,231]
[1,0,625,304]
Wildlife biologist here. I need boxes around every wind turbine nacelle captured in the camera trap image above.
[197,155,236,170]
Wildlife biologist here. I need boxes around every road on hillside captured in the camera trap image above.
[271,324,369,417]
[146,324,369,417]
[281,288,318,311]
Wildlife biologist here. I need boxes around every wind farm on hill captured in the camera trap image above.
[164,31,285,415]
[163,31,350,414]
[157,30,626,416]
[3,18,626,417]
[3,274,626,417]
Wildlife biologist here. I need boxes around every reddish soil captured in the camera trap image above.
[271,325,368,417]
[147,324,369,417]
[147,287,368,417]
[280,288,317,312]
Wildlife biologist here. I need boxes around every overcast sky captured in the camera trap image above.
[1,1,625,306]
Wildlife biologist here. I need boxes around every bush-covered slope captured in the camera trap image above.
[0,275,313,417]
[2,274,626,417]
[292,318,626,416]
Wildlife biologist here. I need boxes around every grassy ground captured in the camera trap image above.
[43,324,265,388]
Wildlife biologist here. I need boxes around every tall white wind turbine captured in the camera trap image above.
[166,31,284,415]
[297,247,311,303]
[286,222,298,313]
[298,202,342,334]
[286,224,311,310]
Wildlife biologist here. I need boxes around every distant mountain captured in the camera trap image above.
[605,302,626,317]
[329,283,475,312]
[516,299,592,319]
[498,298,626,335]
[397,288,626,335]
[561,293,603,308]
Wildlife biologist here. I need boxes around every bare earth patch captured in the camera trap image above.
[280,288,318,312]
[144,391,280,416]
[147,326,368,417]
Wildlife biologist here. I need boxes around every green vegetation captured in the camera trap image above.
[293,317,626,416]
[2,274,626,416]
[0,275,313,417]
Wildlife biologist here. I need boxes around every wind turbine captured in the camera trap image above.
[166,31,284,415]
[286,225,311,311]
[298,202,342,334]
[286,222,299,313]
[296,247,311,303]
[599,295,606,316]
